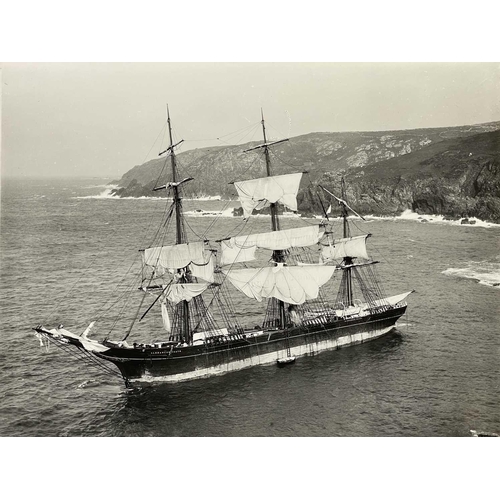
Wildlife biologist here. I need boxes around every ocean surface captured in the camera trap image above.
[1,177,499,437]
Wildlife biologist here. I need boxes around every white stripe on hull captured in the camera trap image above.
[136,323,397,384]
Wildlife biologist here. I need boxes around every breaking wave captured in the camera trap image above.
[77,379,101,389]
[311,210,499,227]
[75,189,222,202]
[75,185,119,199]
[442,262,500,288]
[396,209,500,228]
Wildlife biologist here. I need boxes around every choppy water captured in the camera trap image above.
[1,177,499,436]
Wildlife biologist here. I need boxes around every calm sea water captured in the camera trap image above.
[1,177,499,437]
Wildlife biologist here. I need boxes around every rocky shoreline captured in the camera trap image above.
[110,122,500,224]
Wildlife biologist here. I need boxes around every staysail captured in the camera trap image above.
[364,291,414,309]
[234,173,303,219]
[322,234,370,261]
[222,264,335,305]
[220,225,324,266]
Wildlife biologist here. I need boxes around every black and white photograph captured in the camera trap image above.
[1,2,498,498]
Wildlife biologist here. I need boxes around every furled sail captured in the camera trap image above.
[163,283,210,305]
[222,264,335,305]
[220,225,323,266]
[143,241,211,274]
[234,173,303,219]
[322,234,370,261]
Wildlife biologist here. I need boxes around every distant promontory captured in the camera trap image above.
[111,121,500,223]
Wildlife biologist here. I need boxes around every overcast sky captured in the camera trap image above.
[2,62,499,179]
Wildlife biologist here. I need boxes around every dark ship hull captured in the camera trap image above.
[93,305,406,383]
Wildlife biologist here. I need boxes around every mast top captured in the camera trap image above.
[162,107,186,244]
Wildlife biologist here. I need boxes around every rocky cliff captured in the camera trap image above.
[301,129,500,223]
[111,121,500,222]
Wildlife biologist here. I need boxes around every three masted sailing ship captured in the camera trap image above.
[33,110,412,386]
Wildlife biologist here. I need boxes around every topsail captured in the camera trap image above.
[220,225,324,266]
[234,173,303,219]
[322,234,370,261]
[143,242,214,281]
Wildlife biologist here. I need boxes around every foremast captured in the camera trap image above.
[131,108,212,345]
[165,107,190,341]
[167,107,186,246]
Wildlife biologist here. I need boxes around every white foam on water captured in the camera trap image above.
[193,195,222,201]
[442,262,500,288]
[71,193,499,228]
[396,209,500,228]
[184,207,235,218]
[311,210,493,226]
[75,189,227,202]
[74,185,120,199]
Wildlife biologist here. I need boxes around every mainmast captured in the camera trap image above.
[225,120,336,326]
[260,110,284,327]
[238,112,299,329]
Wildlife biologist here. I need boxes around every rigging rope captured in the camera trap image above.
[214,122,261,146]
[40,334,122,379]
[172,120,261,146]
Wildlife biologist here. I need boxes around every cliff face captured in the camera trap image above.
[302,130,500,222]
[111,121,500,222]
